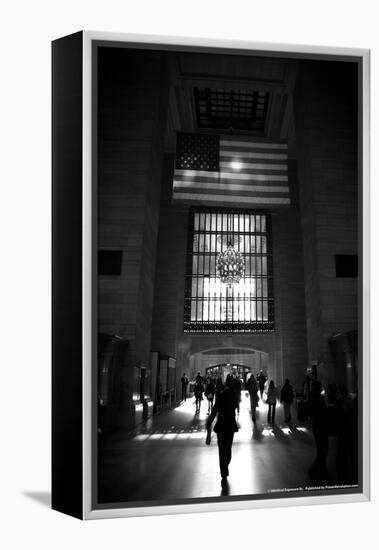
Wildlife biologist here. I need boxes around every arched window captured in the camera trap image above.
[184,209,274,332]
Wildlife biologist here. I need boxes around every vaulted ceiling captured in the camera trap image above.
[164,52,298,157]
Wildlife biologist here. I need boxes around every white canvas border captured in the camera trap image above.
[81,31,370,520]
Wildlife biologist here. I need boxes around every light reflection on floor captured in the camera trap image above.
[99,392,318,503]
[131,394,310,443]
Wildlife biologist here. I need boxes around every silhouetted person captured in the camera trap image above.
[194,380,204,414]
[335,386,358,484]
[266,380,278,423]
[206,374,239,487]
[257,370,267,399]
[297,374,312,421]
[280,379,295,423]
[181,373,189,401]
[303,374,312,402]
[195,371,203,384]
[246,374,259,423]
[308,380,329,483]
[215,377,224,398]
[205,379,215,414]
[156,378,163,406]
[231,375,242,414]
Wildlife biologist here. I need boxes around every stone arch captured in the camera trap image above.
[190,345,270,381]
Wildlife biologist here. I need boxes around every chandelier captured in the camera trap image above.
[216,241,245,287]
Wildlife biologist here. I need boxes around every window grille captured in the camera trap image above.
[194,88,270,132]
[184,209,275,332]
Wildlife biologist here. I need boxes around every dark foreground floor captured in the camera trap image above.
[98,393,341,504]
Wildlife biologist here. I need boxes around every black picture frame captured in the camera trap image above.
[52,31,370,520]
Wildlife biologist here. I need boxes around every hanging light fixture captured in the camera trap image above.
[216,240,245,287]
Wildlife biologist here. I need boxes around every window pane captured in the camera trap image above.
[245,301,251,321]
[191,300,197,321]
[203,300,209,321]
[217,234,223,253]
[185,210,273,332]
[262,257,267,275]
[245,259,251,276]
[196,300,202,320]
[192,278,197,296]
[209,255,216,275]
[256,279,262,298]
[197,277,203,298]
[227,300,233,320]
[210,234,216,252]
[198,256,204,273]
[204,277,215,298]
[239,214,244,233]
[250,258,255,276]
[193,234,199,252]
[256,257,261,275]
[202,254,210,274]
[201,234,209,252]
[262,279,268,297]
[251,300,257,321]
[221,299,227,320]
[256,215,261,232]
[220,282,227,298]
[257,301,263,320]
[233,214,239,232]
[233,300,239,320]
[214,299,220,321]
[209,301,215,321]
[241,301,246,321]
[263,301,268,320]
[192,256,198,273]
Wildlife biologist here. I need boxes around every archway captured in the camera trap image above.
[190,346,270,382]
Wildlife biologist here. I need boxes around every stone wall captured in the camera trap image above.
[97,48,170,427]
[293,60,358,384]
[98,47,170,364]
[151,153,308,392]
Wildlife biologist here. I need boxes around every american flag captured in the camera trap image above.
[172,133,290,208]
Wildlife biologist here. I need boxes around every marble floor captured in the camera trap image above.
[98,393,339,505]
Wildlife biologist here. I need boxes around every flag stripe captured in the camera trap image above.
[173,186,289,198]
[221,139,288,150]
[173,134,290,207]
[173,180,290,194]
[173,193,291,205]
[220,161,287,171]
[221,150,288,160]
[174,169,288,182]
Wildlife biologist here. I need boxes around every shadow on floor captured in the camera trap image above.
[272,424,291,445]
[191,414,205,428]
[252,423,264,442]
[22,491,51,508]
[287,424,314,446]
